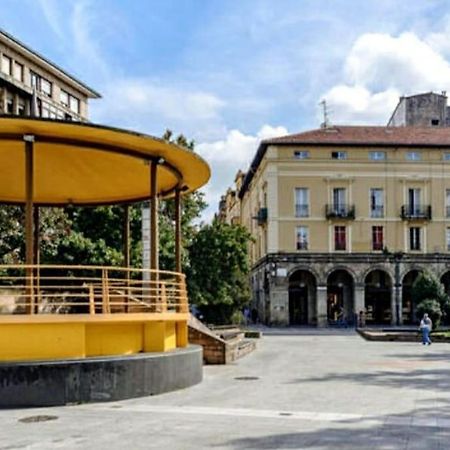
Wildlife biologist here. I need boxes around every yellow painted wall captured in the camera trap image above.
[85,323,143,356]
[0,316,186,361]
[0,323,85,361]
[241,144,450,261]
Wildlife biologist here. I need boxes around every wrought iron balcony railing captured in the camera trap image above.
[400,205,432,220]
[326,204,355,220]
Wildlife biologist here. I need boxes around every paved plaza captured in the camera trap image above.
[2,329,450,449]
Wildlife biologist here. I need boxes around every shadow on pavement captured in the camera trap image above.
[219,401,450,449]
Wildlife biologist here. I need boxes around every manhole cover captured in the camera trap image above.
[234,376,259,381]
[279,412,293,416]
[19,415,58,424]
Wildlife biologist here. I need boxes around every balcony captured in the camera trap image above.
[400,205,432,220]
[326,204,355,220]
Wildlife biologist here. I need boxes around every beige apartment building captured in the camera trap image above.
[0,29,100,120]
[230,126,450,327]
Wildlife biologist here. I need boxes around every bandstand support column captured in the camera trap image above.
[175,188,181,274]
[123,204,130,312]
[150,161,159,272]
[24,135,34,314]
[33,205,40,312]
[123,205,130,268]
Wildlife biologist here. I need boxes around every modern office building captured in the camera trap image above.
[0,29,100,120]
[228,125,450,326]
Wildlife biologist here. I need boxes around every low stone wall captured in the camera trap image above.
[188,317,257,364]
[0,345,203,407]
[358,328,450,343]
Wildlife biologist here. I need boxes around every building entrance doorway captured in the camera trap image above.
[288,269,316,326]
[364,270,392,324]
[327,270,354,325]
[289,286,308,325]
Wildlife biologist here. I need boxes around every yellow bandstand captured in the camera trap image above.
[0,118,210,405]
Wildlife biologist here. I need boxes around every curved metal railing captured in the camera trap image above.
[0,265,188,315]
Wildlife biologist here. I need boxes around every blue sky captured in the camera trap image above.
[2,0,450,219]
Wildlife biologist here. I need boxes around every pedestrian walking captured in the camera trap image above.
[419,313,432,345]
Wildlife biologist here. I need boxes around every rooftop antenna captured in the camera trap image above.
[320,99,330,128]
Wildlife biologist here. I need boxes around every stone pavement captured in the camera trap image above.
[1,328,450,449]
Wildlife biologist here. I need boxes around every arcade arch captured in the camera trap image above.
[364,270,392,325]
[327,269,354,325]
[288,270,317,325]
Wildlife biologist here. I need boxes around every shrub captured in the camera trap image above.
[416,299,442,329]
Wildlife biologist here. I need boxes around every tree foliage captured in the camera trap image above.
[412,271,450,325]
[186,220,252,324]
[416,299,442,328]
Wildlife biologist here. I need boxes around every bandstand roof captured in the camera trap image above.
[0,117,210,205]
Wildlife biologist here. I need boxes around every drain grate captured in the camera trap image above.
[19,415,58,424]
[234,376,259,381]
[279,412,293,416]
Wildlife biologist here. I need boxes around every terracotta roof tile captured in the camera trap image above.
[238,126,450,199]
[263,126,450,147]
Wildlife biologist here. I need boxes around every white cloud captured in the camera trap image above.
[323,32,450,124]
[91,79,226,139]
[324,85,399,125]
[197,125,288,222]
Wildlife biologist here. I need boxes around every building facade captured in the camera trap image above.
[217,170,245,224]
[236,126,450,326]
[0,29,100,120]
[388,92,450,127]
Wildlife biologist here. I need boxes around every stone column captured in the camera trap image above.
[354,284,365,324]
[316,285,328,327]
[394,284,403,325]
[270,288,289,326]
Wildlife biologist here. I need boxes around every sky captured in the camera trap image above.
[2,0,450,220]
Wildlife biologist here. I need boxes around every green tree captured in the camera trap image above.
[187,220,252,324]
[416,299,442,328]
[412,271,450,325]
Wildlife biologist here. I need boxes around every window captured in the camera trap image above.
[294,150,310,159]
[447,228,450,251]
[370,188,384,218]
[13,62,23,81]
[333,188,346,214]
[372,226,384,251]
[444,153,450,161]
[2,55,11,75]
[40,78,52,97]
[6,94,13,114]
[69,95,80,114]
[334,226,346,251]
[30,71,39,89]
[409,227,421,251]
[17,99,25,116]
[41,101,57,119]
[332,151,347,160]
[369,151,386,161]
[408,188,421,215]
[447,189,450,218]
[406,151,421,161]
[296,226,309,250]
[431,119,440,126]
[295,188,309,217]
[60,90,69,107]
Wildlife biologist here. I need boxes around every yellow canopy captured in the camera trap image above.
[0,118,210,205]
